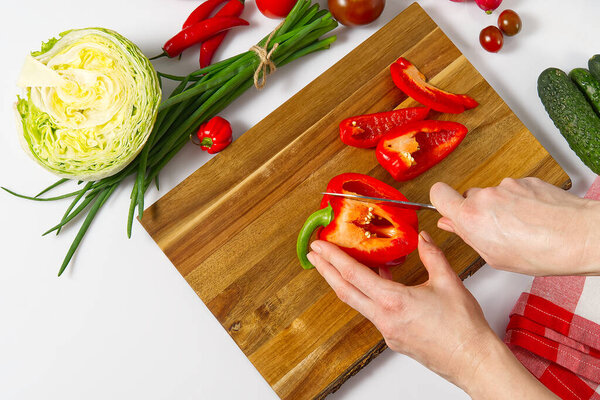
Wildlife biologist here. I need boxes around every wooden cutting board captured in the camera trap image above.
[141,3,570,399]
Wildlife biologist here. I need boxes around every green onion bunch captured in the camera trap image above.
[3,0,337,276]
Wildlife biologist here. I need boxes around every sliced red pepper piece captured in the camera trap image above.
[297,173,418,270]
[376,120,468,181]
[339,107,429,148]
[390,57,478,114]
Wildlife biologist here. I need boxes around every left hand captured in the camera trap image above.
[306,232,494,389]
[307,234,558,399]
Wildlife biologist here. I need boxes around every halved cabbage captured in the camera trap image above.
[15,28,161,181]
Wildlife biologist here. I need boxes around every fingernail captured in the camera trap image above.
[307,252,316,264]
[310,241,322,254]
[437,220,454,233]
[419,231,433,244]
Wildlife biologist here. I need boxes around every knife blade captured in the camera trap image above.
[321,192,437,211]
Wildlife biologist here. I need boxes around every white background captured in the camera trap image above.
[1,0,598,399]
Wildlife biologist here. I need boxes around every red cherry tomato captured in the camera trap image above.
[498,9,522,36]
[479,26,503,53]
[328,0,386,26]
[256,0,298,19]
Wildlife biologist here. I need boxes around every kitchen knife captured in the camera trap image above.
[321,192,437,211]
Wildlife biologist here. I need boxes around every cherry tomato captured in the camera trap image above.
[479,26,503,53]
[328,0,386,26]
[256,0,298,19]
[498,9,522,36]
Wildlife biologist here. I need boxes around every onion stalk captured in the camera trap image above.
[2,0,337,276]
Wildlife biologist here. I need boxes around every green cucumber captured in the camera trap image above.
[588,54,600,82]
[569,68,600,116]
[538,67,600,174]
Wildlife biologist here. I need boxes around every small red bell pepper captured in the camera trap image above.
[297,173,418,270]
[339,107,430,148]
[376,120,468,181]
[390,57,478,114]
[196,116,233,154]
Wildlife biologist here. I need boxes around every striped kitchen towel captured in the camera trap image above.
[505,176,600,400]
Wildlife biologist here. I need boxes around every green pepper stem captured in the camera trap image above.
[200,137,213,148]
[296,203,334,270]
[149,51,168,61]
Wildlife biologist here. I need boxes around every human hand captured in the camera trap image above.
[430,178,600,276]
[307,234,557,399]
[307,232,495,390]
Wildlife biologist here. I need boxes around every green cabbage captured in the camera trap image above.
[16,28,161,181]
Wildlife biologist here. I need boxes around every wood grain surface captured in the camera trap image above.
[141,4,570,399]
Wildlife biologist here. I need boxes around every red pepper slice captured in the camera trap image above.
[163,17,249,58]
[376,120,468,181]
[196,116,233,154]
[297,173,418,270]
[339,107,429,148]
[390,57,478,114]
[183,0,230,29]
[200,0,246,68]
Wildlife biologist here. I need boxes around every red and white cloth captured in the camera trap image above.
[505,176,600,400]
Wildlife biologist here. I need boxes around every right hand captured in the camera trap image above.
[430,177,600,276]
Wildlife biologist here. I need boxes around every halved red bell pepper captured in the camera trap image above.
[297,173,418,270]
[339,107,430,148]
[376,120,468,181]
[390,57,478,114]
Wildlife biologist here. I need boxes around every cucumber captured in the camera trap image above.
[538,67,600,174]
[570,68,600,116]
[588,55,600,82]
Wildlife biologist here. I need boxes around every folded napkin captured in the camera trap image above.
[504,176,600,400]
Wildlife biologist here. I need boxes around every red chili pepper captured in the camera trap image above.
[183,0,230,30]
[296,173,418,270]
[163,17,249,58]
[376,120,468,181]
[339,107,429,149]
[390,57,478,114]
[196,116,233,154]
[200,0,246,68]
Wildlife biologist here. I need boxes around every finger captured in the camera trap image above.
[463,187,482,198]
[418,231,456,282]
[378,267,393,280]
[430,182,465,220]
[311,240,388,299]
[437,217,456,233]
[308,251,375,319]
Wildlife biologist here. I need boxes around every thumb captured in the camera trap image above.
[418,231,456,281]
[430,182,464,220]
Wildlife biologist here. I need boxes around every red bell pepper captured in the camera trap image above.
[196,116,233,154]
[376,120,468,181]
[297,173,418,270]
[390,57,478,114]
[339,107,430,148]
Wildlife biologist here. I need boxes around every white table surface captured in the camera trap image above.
[1,0,598,399]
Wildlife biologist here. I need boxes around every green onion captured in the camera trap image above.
[4,0,337,276]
